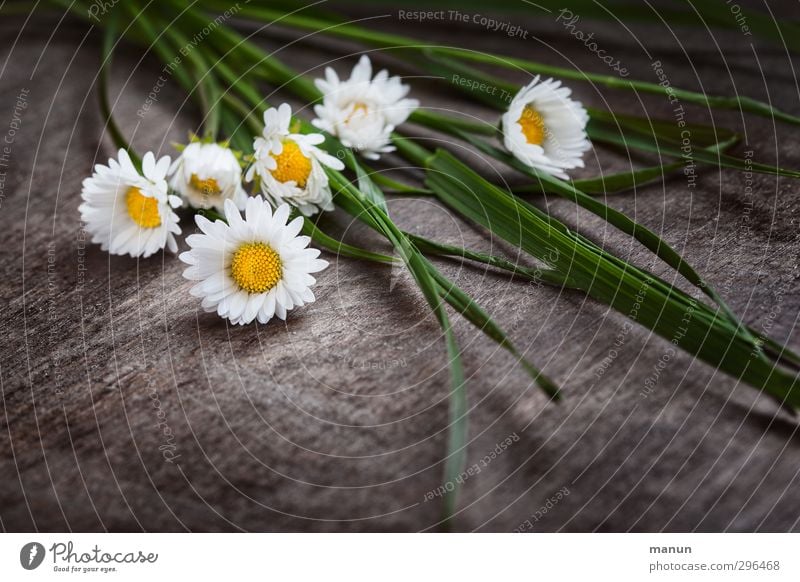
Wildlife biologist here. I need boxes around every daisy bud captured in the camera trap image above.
[168,141,248,212]
[312,55,419,160]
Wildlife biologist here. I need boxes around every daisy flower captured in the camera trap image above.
[79,149,181,258]
[168,141,248,211]
[312,55,419,160]
[179,196,328,325]
[501,76,591,180]
[245,103,344,217]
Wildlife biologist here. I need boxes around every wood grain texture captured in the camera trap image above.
[1,4,799,532]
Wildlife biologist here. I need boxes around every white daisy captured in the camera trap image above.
[179,196,328,325]
[79,149,181,258]
[501,76,591,180]
[245,104,344,217]
[312,55,419,160]
[168,141,248,211]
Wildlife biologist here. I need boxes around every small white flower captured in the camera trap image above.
[168,141,248,211]
[179,196,328,325]
[79,149,181,258]
[312,55,418,160]
[246,104,344,216]
[502,76,591,180]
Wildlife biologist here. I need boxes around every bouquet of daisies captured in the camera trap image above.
[60,0,800,522]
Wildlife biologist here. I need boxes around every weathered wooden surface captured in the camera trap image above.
[1,4,799,532]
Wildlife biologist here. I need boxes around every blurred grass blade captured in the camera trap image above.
[439,313,467,528]
[98,11,141,167]
[225,2,800,125]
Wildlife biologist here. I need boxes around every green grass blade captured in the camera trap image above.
[344,150,389,214]
[588,121,800,179]
[424,148,800,405]
[302,220,398,265]
[457,132,755,341]
[224,2,800,126]
[427,266,561,399]
[408,234,568,287]
[367,170,434,196]
[568,134,739,194]
[326,169,472,523]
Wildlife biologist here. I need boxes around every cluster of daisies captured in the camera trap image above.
[79,56,591,326]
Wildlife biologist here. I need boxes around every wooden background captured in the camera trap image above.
[1,2,799,532]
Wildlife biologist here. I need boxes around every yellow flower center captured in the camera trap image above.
[345,101,369,123]
[271,140,312,188]
[189,173,222,195]
[517,105,546,146]
[125,187,161,228]
[230,242,283,294]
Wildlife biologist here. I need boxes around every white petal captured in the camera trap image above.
[142,151,156,178]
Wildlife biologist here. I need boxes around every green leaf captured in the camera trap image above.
[302,220,397,265]
[568,133,739,194]
[586,109,738,148]
[344,150,389,214]
[326,169,472,524]
[368,170,434,196]
[588,121,800,179]
[408,234,569,287]
[456,132,756,342]
[227,3,800,125]
[424,148,800,405]
[439,311,467,529]
[428,266,561,399]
